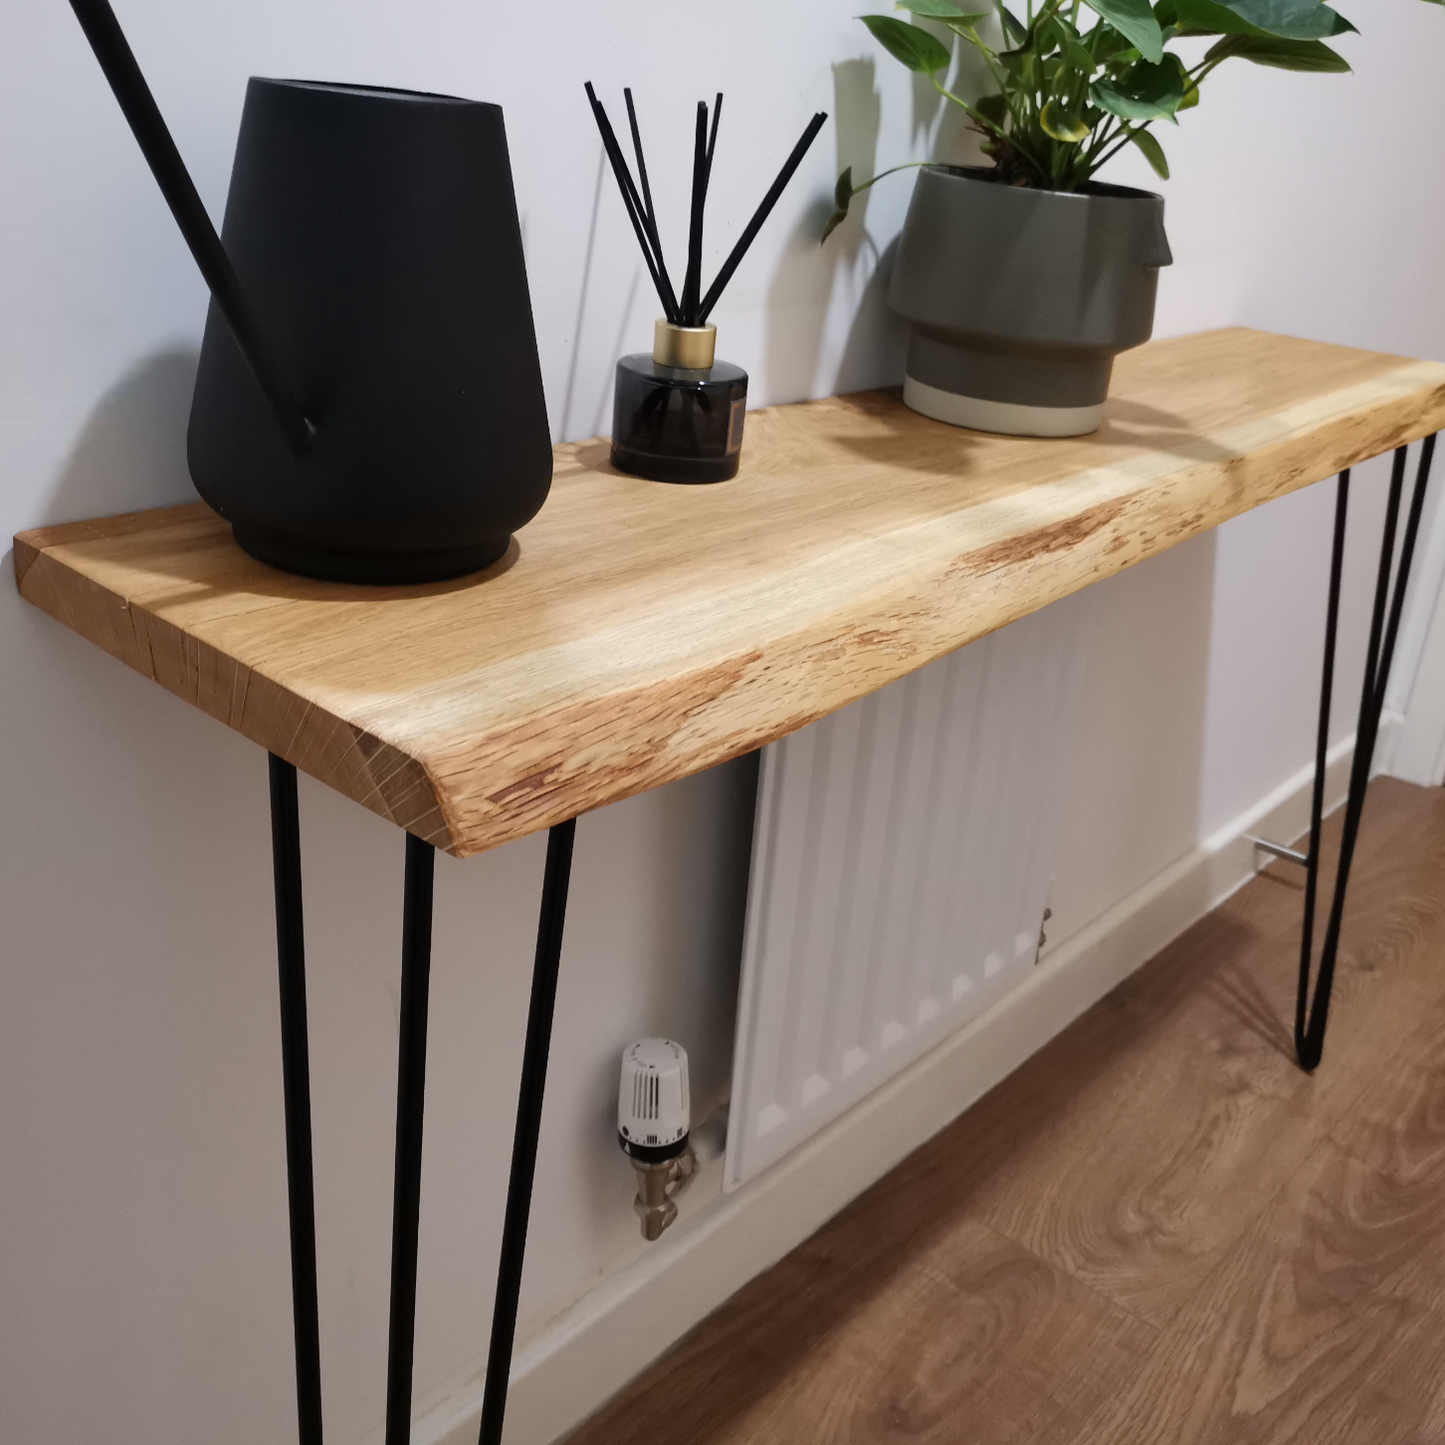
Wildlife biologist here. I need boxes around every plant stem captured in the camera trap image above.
[846,159,937,199]
[1091,122,1144,171]
[931,73,1009,138]
[959,24,1010,89]
[1081,116,1120,164]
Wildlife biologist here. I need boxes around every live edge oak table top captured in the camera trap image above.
[15,328,1445,857]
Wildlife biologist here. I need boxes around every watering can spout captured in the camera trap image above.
[67,0,316,457]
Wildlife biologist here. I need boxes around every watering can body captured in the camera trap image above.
[187,79,552,584]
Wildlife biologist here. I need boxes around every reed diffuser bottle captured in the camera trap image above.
[586,85,825,484]
[612,321,746,483]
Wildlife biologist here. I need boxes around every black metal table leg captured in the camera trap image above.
[269,754,324,1445]
[385,833,437,1445]
[1295,433,1437,1071]
[1293,470,1351,1055]
[478,819,578,1445]
[268,771,576,1445]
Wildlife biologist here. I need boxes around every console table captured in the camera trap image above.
[13,327,1444,1445]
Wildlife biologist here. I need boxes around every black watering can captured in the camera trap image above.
[68,0,553,583]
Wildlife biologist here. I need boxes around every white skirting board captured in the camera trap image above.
[404,719,1393,1445]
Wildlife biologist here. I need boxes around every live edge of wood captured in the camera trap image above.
[14,328,1445,857]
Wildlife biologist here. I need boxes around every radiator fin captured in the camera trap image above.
[725,594,1094,1188]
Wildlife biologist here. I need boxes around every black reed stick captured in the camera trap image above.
[698,111,828,324]
[623,88,678,315]
[705,93,723,180]
[585,85,828,335]
[584,82,679,323]
[624,89,656,229]
[584,83,669,317]
[680,102,709,326]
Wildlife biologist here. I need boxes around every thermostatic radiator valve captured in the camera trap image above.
[618,1038,695,1241]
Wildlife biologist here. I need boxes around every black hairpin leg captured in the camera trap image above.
[1294,433,1437,1071]
[268,766,577,1445]
[269,754,324,1445]
[271,769,443,1445]
[384,832,437,1445]
[478,819,577,1445]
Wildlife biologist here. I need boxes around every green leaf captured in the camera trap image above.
[1168,0,1242,30]
[1091,57,1186,119]
[1040,98,1091,140]
[1126,125,1170,177]
[1062,31,1099,68]
[894,0,991,19]
[1171,0,1353,38]
[974,91,1010,126]
[860,13,955,70]
[1081,0,1166,61]
[998,43,1036,85]
[822,167,853,243]
[1093,23,1141,59]
[1000,6,1029,43]
[1039,12,1096,67]
[1228,0,1356,35]
[1205,32,1351,67]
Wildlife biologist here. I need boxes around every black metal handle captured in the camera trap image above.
[67,0,316,456]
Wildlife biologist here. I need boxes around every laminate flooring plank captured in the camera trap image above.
[564,1212,1153,1445]
[562,779,1445,1445]
[1072,1138,1445,1445]
[1324,997,1445,1314]
[963,778,1445,1325]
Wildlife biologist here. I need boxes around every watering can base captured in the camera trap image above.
[232,526,513,586]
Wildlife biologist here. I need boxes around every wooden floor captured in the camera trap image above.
[566,778,1445,1445]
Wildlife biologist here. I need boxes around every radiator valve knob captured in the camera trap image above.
[618,1038,694,1240]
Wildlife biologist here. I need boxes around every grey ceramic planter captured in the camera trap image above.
[889,165,1171,437]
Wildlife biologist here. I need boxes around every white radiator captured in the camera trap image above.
[724,592,1096,1189]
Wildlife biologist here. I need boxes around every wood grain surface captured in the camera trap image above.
[15,329,1445,855]
[563,777,1445,1445]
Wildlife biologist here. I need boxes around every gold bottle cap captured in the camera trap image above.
[653,319,717,370]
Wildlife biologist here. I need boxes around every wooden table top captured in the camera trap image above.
[15,328,1445,856]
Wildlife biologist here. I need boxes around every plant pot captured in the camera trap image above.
[888,165,1171,438]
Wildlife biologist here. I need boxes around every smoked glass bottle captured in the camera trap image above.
[611,321,748,484]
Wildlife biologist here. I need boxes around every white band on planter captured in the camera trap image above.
[903,375,1104,438]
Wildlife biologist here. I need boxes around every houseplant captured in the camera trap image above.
[829,0,1439,436]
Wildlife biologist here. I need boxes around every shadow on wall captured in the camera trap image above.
[566,751,761,1181]
[1048,530,1216,943]
[912,14,998,156]
[763,59,909,403]
[763,40,997,406]
[46,348,201,525]
[555,145,608,445]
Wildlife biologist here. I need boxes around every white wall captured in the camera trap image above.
[2,2,1443,1443]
